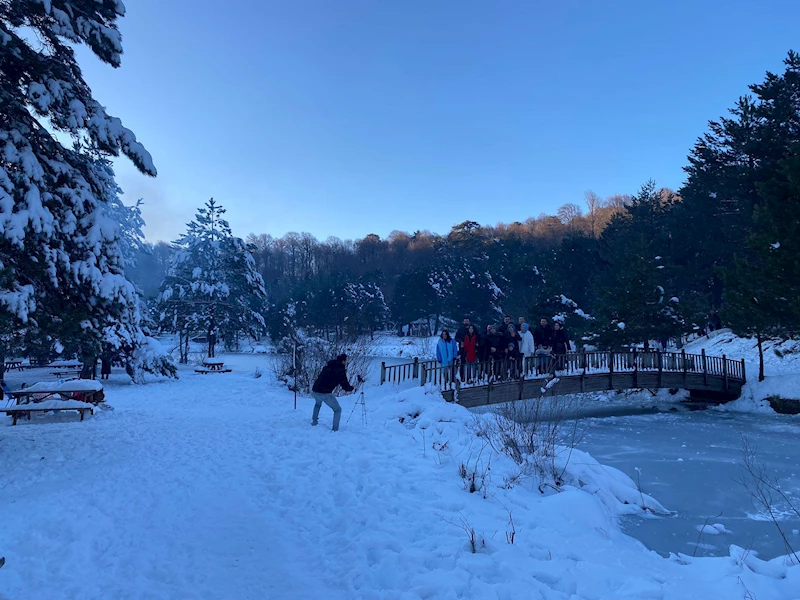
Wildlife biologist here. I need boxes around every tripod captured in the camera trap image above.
[346,391,367,426]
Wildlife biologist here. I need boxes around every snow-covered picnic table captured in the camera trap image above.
[7,380,104,405]
[3,381,102,426]
[4,358,25,371]
[49,360,83,369]
[195,358,232,374]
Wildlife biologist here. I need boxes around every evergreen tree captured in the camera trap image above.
[0,1,174,380]
[594,182,684,348]
[156,199,267,360]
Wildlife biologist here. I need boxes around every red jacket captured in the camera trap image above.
[463,334,479,362]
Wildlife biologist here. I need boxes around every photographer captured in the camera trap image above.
[311,353,356,432]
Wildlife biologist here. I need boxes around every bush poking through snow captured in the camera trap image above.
[253,367,263,379]
[440,514,485,554]
[273,334,374,394]
[475,396,588,489]
[458,444,492,497]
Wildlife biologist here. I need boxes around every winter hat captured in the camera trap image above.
[507,343,515,349]
[336,353,348,363]
[521,323,529,332]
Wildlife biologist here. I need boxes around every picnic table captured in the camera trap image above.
[4,358,24,371]
[3,380,102,426]
[49,360,83,369]
[50,370,82,379]
[195,357,232,374]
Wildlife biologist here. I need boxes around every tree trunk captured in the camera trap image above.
[757,333,765,382]
[0,354,5,381]
[80,354,96,379]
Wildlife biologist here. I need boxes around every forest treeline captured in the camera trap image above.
[133,51,800,375]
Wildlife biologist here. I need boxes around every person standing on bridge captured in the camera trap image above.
[463,324,479,382]
[533,318,554,375]
[455,317,473,379]
[519,322,535,374]
[436,330,459,384]
[552,321,570,371]
[311,353,354,432]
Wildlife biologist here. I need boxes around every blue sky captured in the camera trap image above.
[78,0,800,243]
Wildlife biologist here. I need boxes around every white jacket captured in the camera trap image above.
[519,330,535,357]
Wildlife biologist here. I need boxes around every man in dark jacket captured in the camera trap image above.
[311,353,354,431]
[533,318,554,375]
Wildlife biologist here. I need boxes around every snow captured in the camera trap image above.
[15,380,103,394]
[6,399,94,411]
[0,359,797,599]
[48,360,83,368]
[684,330,800,410]
[202,358,225,365]
[696,523,732,535]
[618,322,626,330]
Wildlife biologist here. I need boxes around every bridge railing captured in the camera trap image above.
[380,349,745,390]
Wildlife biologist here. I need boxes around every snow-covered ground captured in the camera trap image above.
[1,354,798,599]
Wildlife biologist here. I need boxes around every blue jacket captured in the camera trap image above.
[436,338,459,367]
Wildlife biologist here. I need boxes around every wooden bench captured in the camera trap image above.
[5,403,93,426]
[4,360,24,372]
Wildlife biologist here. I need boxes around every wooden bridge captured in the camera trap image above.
[380,350,746,409]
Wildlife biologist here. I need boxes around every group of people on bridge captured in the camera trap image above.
[435,315,572,381]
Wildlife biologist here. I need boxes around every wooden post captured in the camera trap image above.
[413,357,419,379]
[609,351,614,389]
[722,354,728,392]
[632,348,638,388]
[701,349,707,387]
[657,351,663,388]
[420,364,427,386]
[581,351,586,393]
[380,361,386,385]
[741,358,746,383]
[681,349,687,387]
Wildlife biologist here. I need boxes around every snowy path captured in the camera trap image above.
[1,363,797,599]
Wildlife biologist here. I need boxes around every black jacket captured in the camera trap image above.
[553,329,569,354]
[533,325,554,349]
[483,333,505,361]
[312,360,354,394]
[455,325,470,345]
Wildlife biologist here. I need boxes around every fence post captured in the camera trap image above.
[420,363,427,386]
[412,357,419,379]
[380,361,386,385]
[722,354,729,392]
[701,349,707,387]
[609,351,614,389]
[741,358,746,383]
[681,348,687,387]
[657,351,663,388]
[632,348,638,388]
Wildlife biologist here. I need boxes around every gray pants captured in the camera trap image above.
[311,392,342,431]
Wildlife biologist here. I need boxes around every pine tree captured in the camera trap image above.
[594,182,684,348]
[156,199,267,361]
[0,1,172,380]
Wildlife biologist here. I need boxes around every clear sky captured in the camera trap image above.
[77,0,800,243]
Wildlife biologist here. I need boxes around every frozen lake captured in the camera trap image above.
[580,410,800,560]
